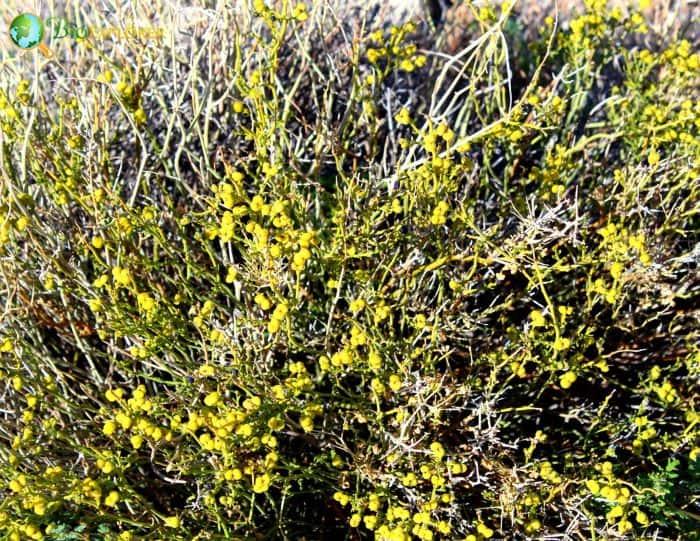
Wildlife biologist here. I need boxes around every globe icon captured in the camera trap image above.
[9,13,45,50]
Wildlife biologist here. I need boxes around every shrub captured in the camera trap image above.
[1,0,698,539]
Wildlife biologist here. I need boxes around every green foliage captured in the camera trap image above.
[635,458,700,536]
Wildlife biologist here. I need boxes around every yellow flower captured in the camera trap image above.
[586,479,600,494]
[530,309,546,328]
[117,216,133,235]
[395,108,411,125]
[368,351,382,371]
[115,412,132,430]
[97,458,114,474]
[607,504,624,521]
[204,391,221,407]
[268,318,281,333]
[363,515,377,530]
[349,298,366,312]
[388,374,402,391]
[224,468,243,481]
[414,313,427,329]
[333,491,350,506]
[94,274,109,288]
[243,396,261,411]
[401,472,417,487]
[525,519,541,534]
[133,108,146,124]
[300,415,314,432]
[130,434,144,449]
[413,511,430,525]
[272,303,288,320]
[367,48,382,63]
[610,261,624,280]
[371,378,385,395]
[559,370,577,389]
[236,423,253,437]
[164,516,180,528]
[104,490,119,507]
[0,338,12,353]
[255,293,272,311]
[350,325,367,346]
[137,292,156,313]
[649,365,661,380]
[15,216,29,231]
[252,473,271,493]
[430,441,445,461]
[225,266,238,283]
[112,266,132,287]
[655,381,677,403]
[250,195,265,212]
[400,58,414,72]
[601,461,614,477]
[293,3,308,21]
[103,420,117,436]
[476,523,494,538]
[553,337,571,351]
[448,461,466,474]
[635,509,649,525]
[648,149,660,166]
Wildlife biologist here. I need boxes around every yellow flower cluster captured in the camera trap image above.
[284,361,313,395]
[111,266,132,287]
[395,108,411,125]
[102,385,172,450]
[631,415,657,452]
[268,301,288,333]
[291,3,308,22]
[137,291,156,314]
[586,460,650,533]
[349,324,367,347]
[528,143,571,201]
[373,301,391,325]
[589,222,652,306]
[366,22,426,74]
[423,122,455,156]
[654,380,678,404]
[349,297,366,312]
[538,461,562,484]
[430,201,449,226]
[559,370,577,389]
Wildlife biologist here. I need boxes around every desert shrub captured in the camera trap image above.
[1,0,698,539]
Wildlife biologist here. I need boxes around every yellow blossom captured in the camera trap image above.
[530,309,546,328]
[164,516,180,528]
[103,420,117,436]
[253,473,271,493]
[225,266,238,283]
[104,490,119,507]
[395,108,411,125]
[204,391,221,407]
